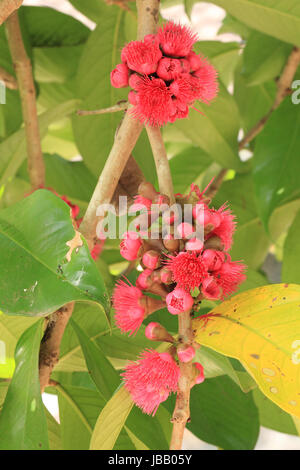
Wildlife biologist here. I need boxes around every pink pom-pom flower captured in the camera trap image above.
[112,280,146,335]
[213,258,246,299]
[123,350,180,415]
[110,63,129,88]
[158,21,198,57]
[121,39,162,75]
[166,252,208,291]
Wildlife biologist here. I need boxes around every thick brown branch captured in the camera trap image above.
[0,0,22,25]
[170,311,194,450]
[39,303,74,393]
[0,66,17,89]
[239,46,300,150]
[5,11,45,189]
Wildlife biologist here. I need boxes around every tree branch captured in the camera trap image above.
[0,0,22,25]
[5,11,45,189]
[77,101,128,116]
[0,66,17,89]
[239,46,300,150]
[206,168,228,200]
[39,303,74,393]
[146,126,175,204]
[170,310,194,450]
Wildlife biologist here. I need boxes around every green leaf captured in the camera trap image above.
[282,210,300,284]
[70,319,119,400]
[72,3,155,181]
[69,0,105,23]
[213,173,300,269]
[17,153,97,205]
[90,386,134,450]
[0,313,38,377]
[234,64,276,133]
[45,407,62,451]
[253,100,300,227]
[253,388,298,436]
[0,321,49,450]
[57,302,154,372]
[20,6,90,47]
[57,383,105,450]
[0,190,109,317]
[195,41,241,87]
[187,376,259,450]
[173,83,247,172]
[218,13,251,39]
[33,46,83,84]
[210,0,300,46]
[169,147,212,195]
[193,284,300,418]
[0,100,79,187]
[195,345,256,392]
[242,31,292,86]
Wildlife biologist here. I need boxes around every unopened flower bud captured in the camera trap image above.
[129,73,142,90]
[202,249,225,271]
[145,322,174,343]
[120,231,143,261]
[177,345,195,363]
[110,63,129,88]
[128,90,138,105]
[160,268,173,284]
[176,222,194,239]
[185,237,203,252]
[166,287,194,315]
[163,236,180,252]
[193,362,205,385]
[180,58,190,73]
[136,269,153,289]
[187,51,202,72]
[201,276,222,300]
[204,235,224,251]
[142,250,160,270]
[157,57,182,81]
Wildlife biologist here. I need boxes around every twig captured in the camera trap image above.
[0,66,17,89]
[0,0,22,25]
[239,46,300,150]
[79,0,160,243]
[170,310,194,450]
[77,101,128,116]
[206,168,228,199]
[39,303,74,393]
[146,126,175,205]
[5,11,45,189]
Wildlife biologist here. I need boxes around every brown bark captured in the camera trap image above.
[0,0,22,25]
[5,11,45,189]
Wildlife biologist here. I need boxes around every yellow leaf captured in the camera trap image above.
[90,386,133,450]
[193,284,300,418]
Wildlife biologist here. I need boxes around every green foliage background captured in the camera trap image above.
[0,0,300,450]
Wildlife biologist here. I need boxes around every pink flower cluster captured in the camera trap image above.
[110,22,218,126]
[112,181,246,416]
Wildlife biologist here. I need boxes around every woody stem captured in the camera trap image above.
[170,310,194,450]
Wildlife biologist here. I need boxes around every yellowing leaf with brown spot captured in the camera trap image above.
[193,284,300,418]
